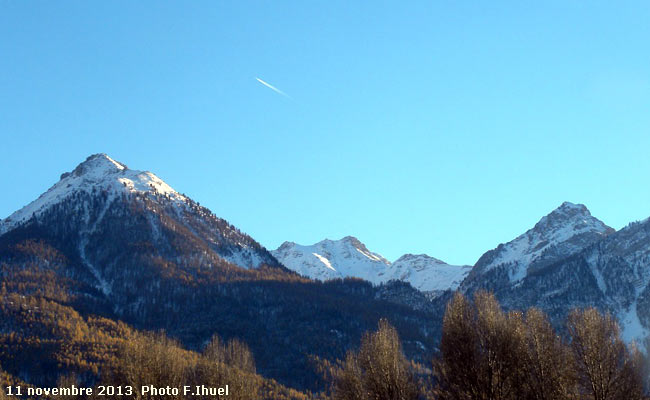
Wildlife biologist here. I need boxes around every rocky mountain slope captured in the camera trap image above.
[462,202,614,292]
[2,153,649,390]
[0,153,280,271]
[460,202,649,344]
[0,154,439,391]
[272,237,471,292]
[272,237,391,284]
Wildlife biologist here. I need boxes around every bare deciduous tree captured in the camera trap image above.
[567,308,644,400]
[434,291,522,400]
[199,334,260,400]
[514,308,577,400]
[333,319,419,400]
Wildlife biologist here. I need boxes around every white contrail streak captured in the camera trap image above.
[256,77,290,98]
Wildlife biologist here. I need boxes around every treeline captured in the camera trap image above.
[1,287,648,399]
[0,323,312,400]
[102,331,262,400]
[1,216,438,390]
[327,291,649,400]
[98,330,315,400]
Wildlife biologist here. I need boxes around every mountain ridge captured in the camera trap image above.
[1,154,186,234]
[465,201,614,287]
[272,236,471,292]
[0,153,281,271]
[459,202,650,345]
[2,153,649,391]
[0,153,441,390]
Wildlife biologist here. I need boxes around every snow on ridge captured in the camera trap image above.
[355,247,385,263]
[271,237,389,284]
[482,202,613,282]
[394,253,447,266]
[1,153,187,233]
[272,237,471,292]
[390,254,471,292]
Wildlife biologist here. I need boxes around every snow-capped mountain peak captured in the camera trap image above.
[394,253,447,267]
[66,153,182,198]
[340,235,390,263]
[1,153,186,234]
[390,254,472,292]
[271,236,390,283]
[470,202,614,284]
[1,154,281,274]
[70,153,127,174]
[462,204,650,346]
[531,201,603,235]
[272,237,471,292]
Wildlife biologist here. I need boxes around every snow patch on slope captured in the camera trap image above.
[78,193,116,296]
[221,248,269,269]
[313,253,337,271]
[619,302,648,346]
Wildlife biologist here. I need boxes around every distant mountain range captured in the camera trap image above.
[272,237,471,293]
[1,153,649,391]
[274,201,649,344]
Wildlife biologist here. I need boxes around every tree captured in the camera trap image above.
[198,334,260,400]
[108,332,190,400]
[331,352,364,400]
[0,363,6,400]
[434,291,522,400]
[108,331,261,400]
[433,291,481,399]
[203,336,256,374]
[56,373,80,400]
[332,319,418,400]
[514,308,577,400]
[434,293,648,400]
[641,336,650,397]
[567,308,644,400]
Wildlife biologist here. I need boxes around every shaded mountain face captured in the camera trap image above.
[3,153,648,389]
[272,237,471,292]
[0,154,439,390]
[462,202,614,293]
[499,217,650,344]
[0,153,281,275]
[459,202,650,344]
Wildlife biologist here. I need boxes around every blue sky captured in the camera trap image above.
[1,1,649,264]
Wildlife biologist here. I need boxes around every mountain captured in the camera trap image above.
[272,237,471,292]
[461,201,614,293]
[391,254,472,293]
[0,153,280,271]
[459,202,650,344]
[3,153,648,391]
[581,217,650,342]
[272,236,391,284]
[0,154,439,391]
